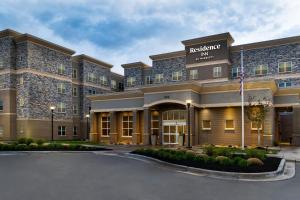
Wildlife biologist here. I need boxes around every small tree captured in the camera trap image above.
[246,96,272,146]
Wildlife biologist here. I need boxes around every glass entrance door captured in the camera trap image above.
[162,110,186,145]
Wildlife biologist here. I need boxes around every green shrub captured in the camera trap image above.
[215,156,232,166]
[245,149,266,160]
[237,159,248,168]
[36,139,44,146]
[17,138,27,144]
[29,143,38,149]
[203,145,214,156]
[15,144,28,150]
[26,138,34,145]
[247,158,264,166]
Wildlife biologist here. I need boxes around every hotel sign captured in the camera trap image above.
[185,40,228,64]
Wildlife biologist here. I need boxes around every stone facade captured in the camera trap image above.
[0,29,124,140]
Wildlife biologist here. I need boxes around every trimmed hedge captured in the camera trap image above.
[132,148,281,173]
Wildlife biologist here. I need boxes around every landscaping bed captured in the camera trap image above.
[131,147,281,173]
[0,138,109,151]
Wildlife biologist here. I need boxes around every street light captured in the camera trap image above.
[50,106,55,141]
[86,114,90,140]
[186,100,192,149]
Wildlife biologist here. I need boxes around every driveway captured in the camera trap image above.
[0,151,299,200]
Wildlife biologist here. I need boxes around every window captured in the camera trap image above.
[0,76,4,87]
[213,67,222,77]
[255,65,268,75]
[72,69,77,79]
[72,87,77,97]
[251,122,263,130]
[278,81,292,88]
[88,89,96,95]
[172,71,182,81]
[99,76,108,86]
[189,69,198,80]
[278,62,292,73]
[87,73,96,83]
[58,64,65,75]
[0,126,3,136]
[73,105,78,114]
[57,83,66,94]
[145,76,151,85]
[231,67,240,78]
[58,126,66,136]
[151,112,159,136]
[19,76,24,85]
[57,102,66,113]
[73,126,77,136]
[225,120,235,130]
[111,80,117,89]
[19,97,24,107]
[127,77,136,87]
[202,120,211,130]
[154,74,163,83]
[0,100,3,111]
[101,114,110,136]
[122,112,133,137]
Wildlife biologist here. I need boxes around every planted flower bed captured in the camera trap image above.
[132,147,281,173]
[0,138,109,151]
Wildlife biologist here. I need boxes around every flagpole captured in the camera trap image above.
[241,47,245,150]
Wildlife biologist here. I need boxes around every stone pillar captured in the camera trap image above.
[143,108,151,145]
[263,107,275,146]
[186,106,195,147]
[132,110,141,145]
[292,106,300,145]
[89,111,98,142]
[109,111,118,144]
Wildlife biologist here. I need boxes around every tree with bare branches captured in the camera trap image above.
[246,96,272,146]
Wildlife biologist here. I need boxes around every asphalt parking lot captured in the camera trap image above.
[0,152,299,200]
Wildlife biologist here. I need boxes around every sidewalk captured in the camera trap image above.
[274,146,300,162]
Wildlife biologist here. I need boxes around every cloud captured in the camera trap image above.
[0,0,299,74]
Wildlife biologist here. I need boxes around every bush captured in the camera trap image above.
[17,138,27,144]
[203,145,214,156]
[15,144,28,151]
[29,143,38,149]
[237,159,248,168]
[245,149,266,160]
[247,158,264,166]
[36,139,44,146]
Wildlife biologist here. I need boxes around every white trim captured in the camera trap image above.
[273,103,299,107]
[202,120,212,130]
[278,61,292,73]
[186,59,231,68]
[200,87,272,94]
[0,113,16,115]
[92,107,143,112]
[144,99,186,107]
[93,96,144,102]
[144,89,200,95]
[251,122,263,130]
[225,119,235,130]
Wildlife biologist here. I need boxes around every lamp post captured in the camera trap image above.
[86,114,90,140]
[50,106,55,141]
[186,100,192,149]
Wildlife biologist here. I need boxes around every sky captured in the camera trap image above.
[0,0,299,74]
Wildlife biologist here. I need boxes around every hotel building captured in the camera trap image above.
[0,29,123,140]
[89,32,300,146]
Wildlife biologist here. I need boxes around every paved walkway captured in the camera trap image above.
[275,146,300,162]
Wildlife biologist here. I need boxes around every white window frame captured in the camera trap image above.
[57,83,66,94]
[58,64,65,75]
[0,99,3,111]
[278,81,292,88]
[189,69,198,80]
[19,76,24,85]
[0,126,3,136]
[101,114,110,137]
[57,102,66,113]
[278,62,292,73]
[19,97,24,107]
[127,77,136,87]
[87,73,96,83]
[255,65,268,75]
[231,67,240,78]
[111,80,117,89]
[151,112,159,136]
[72,69,77,79]
[58,126,66,136]
[122,112,133,137]
[172,71,182,81]
[73,126,77,136]
[154,74,163,83]
[99,75,108,86]
[251,122,263,130]
[225,120,235,130]
[202,120,211,130]
[145,76,151,85]
[213,67,222,78]
[73,105,78,115]
[72,87,77,97]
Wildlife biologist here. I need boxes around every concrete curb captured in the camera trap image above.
[126,153,290,181]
